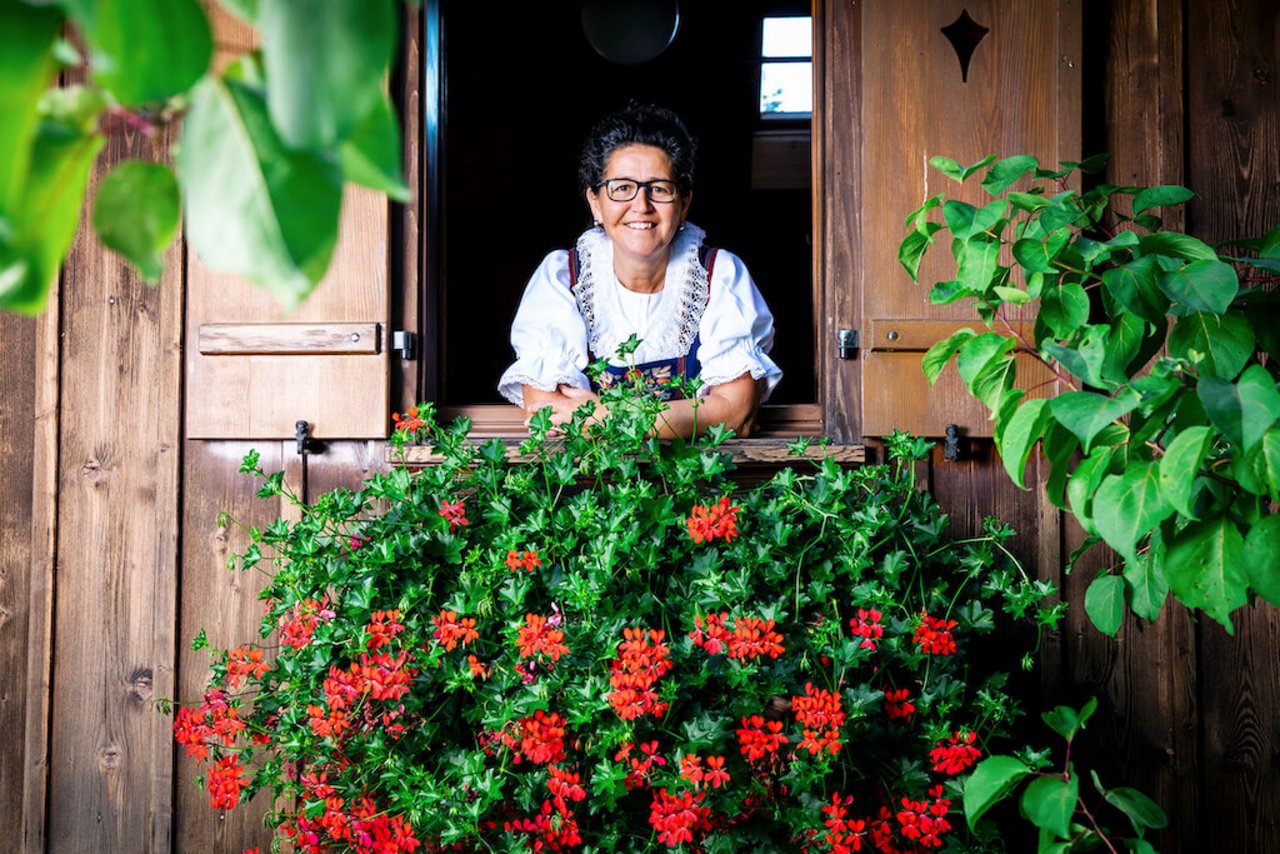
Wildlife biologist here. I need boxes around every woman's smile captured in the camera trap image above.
[586,144,691,287]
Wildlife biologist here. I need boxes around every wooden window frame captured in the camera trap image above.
[405,0,858,449]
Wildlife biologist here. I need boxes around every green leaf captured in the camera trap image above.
[1084,574,1125,636]
[1008,191,1051,212]
[1232,427,1280,502]
[0,123,104,314]
[1157,259,1239,314]
[1101,311,1147,385]
[1165,513,1248,632]
[1042,331,1109,389]
[1139,232,1219,262]
[1243,516,1280,608]
[1094,461,1175,565]
[1104,786,1169,834]
[1124,527,1170,622]
[929,154,994,182]
[996,399,1051,489]
[35,85,108,136]
[1158,426,1212,517]
[0,1,63,217]
[1012,229,1070,274]
[956,236,1002,291]
[260,0,399,149]
[1049,390,1141,452]
[1168,311,1254,380]
[177,71,343,307]
[1020,774,1078,839]
[982,155,1038,195]
[956,333,1015,389]
[1066,447,1116,536]
[922,327,977,385]
[91,160,179,283]
[1199,366,1280,451]
[1040,281,1089,339]
[88,0,213,105]
[899,224,940,281]
[943,199,1007,240]
[1102,256,1167,324]
[964,756,1031,830]
[1043,699,1095,741]
[340,91,410,201]
[1132,185,1196,215]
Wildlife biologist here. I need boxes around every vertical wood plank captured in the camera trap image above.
[820,0,861,442]
[21,281,61,854]
[175,442,284,854]
[47,128,183,852]
[1186,0,1280,849]
[1,311,39,847]
[396,6,423,414]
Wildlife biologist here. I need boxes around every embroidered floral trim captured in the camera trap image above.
[574,224,710,364]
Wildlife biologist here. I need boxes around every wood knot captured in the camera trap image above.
[128,667,154,702]
[98,745,123,771]
[81,460,102,481]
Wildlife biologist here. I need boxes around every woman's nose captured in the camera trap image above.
[630,188,656,211]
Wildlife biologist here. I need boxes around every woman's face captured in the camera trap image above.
[586,144,692,268]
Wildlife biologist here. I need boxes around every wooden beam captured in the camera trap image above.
[198,322,382,355]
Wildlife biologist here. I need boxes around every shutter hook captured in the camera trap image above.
[295,420,326,456]
[943,424,961,462]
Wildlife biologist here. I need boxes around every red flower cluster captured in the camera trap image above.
[516,613,569,662]
[507,709,567,765]
[737,714,789,763]
[893,785,953,849]
[690,612,786,660]
[913,613,957,656]
[503,799,582,852]
[307,652,415,741]
[678,754,730,790]
[173,688,244,763]
[431,610,478,652]
[849,609,884,651]
[391,405,426,433]
[207,755,249,811]
[505,549,542,572]
[547,764,587,813]
[792,683,846,756]
[649,788,712,847]
[285,787,421,854]
[686,496,741,544]
[929,731,981,775]
[883,688,916,721]
[438,499,469,532]
[366,609,405,650]
[278,597,334,650]
[224,646,269,690]
[607,627,673,721]
[819,793,868,853]
[615,740,667,789]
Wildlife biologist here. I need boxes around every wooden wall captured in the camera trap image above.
[0,1,1276,851]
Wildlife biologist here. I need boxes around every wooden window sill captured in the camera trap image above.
[385,437,864,468]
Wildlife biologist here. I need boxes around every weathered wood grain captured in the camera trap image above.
[175,442,285,854]
[391,437,865,468]
[198,322,382,355]
[46,126,183,853]
[396,4,423,416]
[1,312,37,847]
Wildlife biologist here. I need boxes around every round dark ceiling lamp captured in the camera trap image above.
[581,0,681,65]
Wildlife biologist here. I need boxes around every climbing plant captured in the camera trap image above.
[0,0,412,314]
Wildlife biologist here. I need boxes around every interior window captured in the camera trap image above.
[429,1,816,410]
[760,16,814,118]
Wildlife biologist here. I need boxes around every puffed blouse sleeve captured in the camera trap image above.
[497,250,593,407]
[695,249,783,401]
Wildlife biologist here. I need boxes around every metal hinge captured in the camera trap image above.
[392,330,417,360]
[836,329,859,360]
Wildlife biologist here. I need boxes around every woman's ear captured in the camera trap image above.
[585,187,603,224]
[680,190,693,220]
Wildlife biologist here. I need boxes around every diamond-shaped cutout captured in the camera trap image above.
[941,9,989,83]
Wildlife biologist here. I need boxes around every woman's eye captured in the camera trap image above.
[611,181,637,197]
[650,183,675,200]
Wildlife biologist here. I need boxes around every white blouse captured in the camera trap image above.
[497,223,782,407]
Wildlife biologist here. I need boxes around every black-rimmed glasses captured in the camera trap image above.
[594,178,680,203]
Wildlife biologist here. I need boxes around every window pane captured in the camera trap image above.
[762,16,812,58]
[760,61,813,114]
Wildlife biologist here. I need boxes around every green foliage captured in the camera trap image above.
[171,370,1066,851]
[966,700,1167,852]
[0,0,410,313]
[900,154,1280,636]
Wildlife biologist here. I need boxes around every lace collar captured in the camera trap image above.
[573,222,710,364]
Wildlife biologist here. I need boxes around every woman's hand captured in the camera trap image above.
[651,372,762,439]
[521,384,607,429]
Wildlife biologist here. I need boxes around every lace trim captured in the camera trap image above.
[573,224,710,363]
[497,372,588,407]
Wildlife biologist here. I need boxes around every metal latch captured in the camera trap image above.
[836,329,859,360]
[392,330,417,360]
[295,420,326,456]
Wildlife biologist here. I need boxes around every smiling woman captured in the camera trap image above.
[497,104,782,439]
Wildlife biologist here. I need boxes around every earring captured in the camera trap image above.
[678,221,686,231]
[593,220,603,229]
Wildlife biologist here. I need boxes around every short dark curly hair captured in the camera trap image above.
[578,103,697,194]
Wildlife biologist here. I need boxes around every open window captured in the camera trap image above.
[418,0,821,437]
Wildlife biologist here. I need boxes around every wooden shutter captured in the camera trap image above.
[184,10,391,441]
[857,0,1079,437]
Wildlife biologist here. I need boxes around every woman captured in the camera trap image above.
[497,104,781,438]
